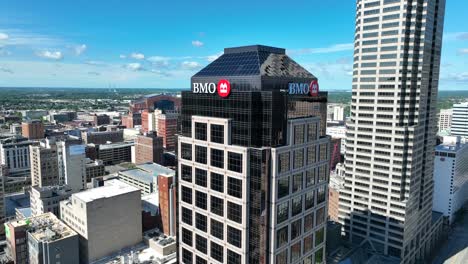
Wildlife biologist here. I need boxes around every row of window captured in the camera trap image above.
[277,166,328,199]
[276,246,324,264]
[181,166,243,199]
[277,188,327,225]
[181,245,241,264]
[181,144,243,173]
[293,123,319,145]
[276,226,325,262]
[181,192,243,224]
[278,144,328,174]
[195,122,225,144]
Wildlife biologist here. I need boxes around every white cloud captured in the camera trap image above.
[36,50,63,60]
[458,49,468,55]
[206,52,222,62]
[0,33,8,40]
[181,61,201,70]
[0,48,11,56]
[289,43,354,55]
[444,32,468,41]
[126,62,144,71]
[443,72,468,83]
[0,67,13,74]
[74,44,87,56]
[119,54,127,59]
[130,52,145,60]
[147,56,170,67]
[192,40,204,47]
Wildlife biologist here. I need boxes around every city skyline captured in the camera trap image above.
[0,0,467,90]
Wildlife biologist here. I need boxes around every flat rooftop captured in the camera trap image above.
[120,162,175,183]
[98,141,134,150]
[73,179,139,203]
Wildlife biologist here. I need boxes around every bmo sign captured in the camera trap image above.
[193,79,231,98]
[288,80,319,96]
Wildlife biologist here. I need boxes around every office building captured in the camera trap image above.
[30,185,73,217]
[433,136,468,224]
[86,142,133,165]
[30,144,60,188]
[339,0,446,263]
[22,121,45,140]
[5,212,79,264]
[57,142,86,192]
[437,109,452,132]
[451,102,468,138]
[60,179,142,263]
[178,45,330,264]
[81,130,124,145]
[0,136,39,177]
[156,110,179,151]
[135,132,164,165]
[327,104,345,122]
[141,109,150,133]
[93,114,111,126]
[118,162,175,195]
[121,112,142,129]
[85,159,105,182]
[328,163,345,222]
[158,174,176,236]
[326,126,346,155]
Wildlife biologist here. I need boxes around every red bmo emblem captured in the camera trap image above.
[310,80,319,96]
[217,79,231,98]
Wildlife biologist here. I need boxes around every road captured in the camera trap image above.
[432,207,468,264]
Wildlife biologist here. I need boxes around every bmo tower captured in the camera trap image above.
[178,45,330,264]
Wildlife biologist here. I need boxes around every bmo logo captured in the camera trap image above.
[193,79,231,98]
[288,80,320,96]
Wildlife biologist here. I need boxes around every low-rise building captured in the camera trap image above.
[30,185,73,217]
[134,132,164,165]
[85,159,105,182]
[118,162,175,195]
[60,179,142,263]
[81,130,124,145]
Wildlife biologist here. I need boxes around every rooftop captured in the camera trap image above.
[73,179,139,203]
[98,141,134,150]
[119,162,175,183]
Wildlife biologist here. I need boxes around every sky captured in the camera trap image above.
[0,0,467,90]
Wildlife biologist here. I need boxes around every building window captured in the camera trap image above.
[306,169,316,187]
[181,143,192,160]
[294,125,305,145]
[315,247,324,264]
[182,207,192,225]
[305,190,315,210]
[195,122,207,141]
[210,124,224,144]
[278,177,289,199]
[227,249,241,264]
[227,202,242,224]
[195,213,207,232]
[196,256,207,264]
[228,152,243,173]
[227,177,242,198]
[304,233,314,253]
[304,212,314,233]
[182,228,193,246]
[210,242,224,262]
[277,201,289,224]
[307,146,316,165]
[278,152,290,173]
[227,225,242,248]
[211,196,224,216]
[210,148,224,168]
[315,227,324,246]
[211,219,224,240]
[195,168,207,187]
[195,145,207,164]
[290,241,301,263]
[276,249,288,264]
[181,165,192,182]
[195,234,207,254]
[316,206,326,226]
[291,219,302,240]
[182,248,193,264]
[293,149,304,169]
[317,186,326,204]
[195,191,207,210]
[318,165,327,183]
[277,226,288,248]
[292,196,302,216]
[319,143,328,161]
[292,173,302,193]
[211,172,224,193]
[182,186,192,204]
[307,123,317,141]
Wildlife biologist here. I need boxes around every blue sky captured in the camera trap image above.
[0,0,467,90]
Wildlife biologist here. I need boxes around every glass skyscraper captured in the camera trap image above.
[177,45,330,264]
[339,0,446,263]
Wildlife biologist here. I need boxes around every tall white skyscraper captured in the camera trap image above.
[437,108,452,132]
[339,0,446,263]
[451,102,468,138]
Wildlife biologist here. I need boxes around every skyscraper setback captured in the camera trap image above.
[178,45,330,264]
[339,0,446,263]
